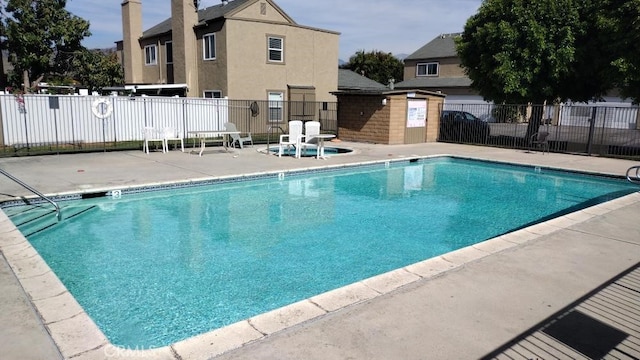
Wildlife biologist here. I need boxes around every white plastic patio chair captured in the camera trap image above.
[142,126,166,153]
[299,121,321,158]
[163,127,184,152]
[278,120,303,157]
[224,122,253,149]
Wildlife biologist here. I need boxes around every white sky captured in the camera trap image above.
[67,0,482,60]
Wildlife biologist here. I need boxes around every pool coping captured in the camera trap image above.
[0,155,638,359]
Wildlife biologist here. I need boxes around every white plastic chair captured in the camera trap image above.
[163,127,184,152]
[299,121,321,158]
[278,120,303,157]
[142,127,166,154]
[224,122,253,149]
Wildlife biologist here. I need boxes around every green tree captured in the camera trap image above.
[71,49,124,92]
[457,0,582,105]
[2,0,91,92]
[0,0,8,87]
[340,50,403,86]
[603,0,640,102]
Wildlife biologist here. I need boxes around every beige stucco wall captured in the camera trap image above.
[403,57,464,81]
[139,38,163,84]
[224,19,339,101]
[232,1,291,22]
[338,92,445,144]
[338,94,391,143]
[196,21,228,97]
[121,0,143,84]
[124,0,338,100]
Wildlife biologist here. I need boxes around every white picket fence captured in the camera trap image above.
[0,94,229,146]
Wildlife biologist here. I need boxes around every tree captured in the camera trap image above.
[70,49,124,92]
[602,0,640,102]
[340,50,403,86]
[457,0,584,106]
[0,0,8,87]
[457,0,640,139]
[455,0,640,139]
[2,0,91,92]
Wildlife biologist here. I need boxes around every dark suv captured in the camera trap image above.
[439,110,490,144]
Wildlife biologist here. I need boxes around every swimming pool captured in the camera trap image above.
[265,145,353,157]
[5,157,638,348]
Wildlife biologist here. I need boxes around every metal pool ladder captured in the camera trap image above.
[0,168,61,221]
[626,165,640,185]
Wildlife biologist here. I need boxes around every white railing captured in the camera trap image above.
[0,94,229,146]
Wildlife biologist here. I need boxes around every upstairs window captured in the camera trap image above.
[145,45,157,65]
[204,90,222,98]
[417,62,438,76]
[165,41,173,64]
[203,33,216,60]
[268,36,283,62]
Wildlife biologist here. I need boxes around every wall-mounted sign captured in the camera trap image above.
[407,99,427,128]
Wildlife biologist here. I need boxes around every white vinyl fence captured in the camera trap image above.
[0,94,229,147]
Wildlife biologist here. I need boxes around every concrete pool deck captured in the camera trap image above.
[0,142,638,359]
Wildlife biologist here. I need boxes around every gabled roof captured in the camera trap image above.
[404,33,461,60]
[395,76,471,89]
[142,0,294,39]
[338,69,388,92]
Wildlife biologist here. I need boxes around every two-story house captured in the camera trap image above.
[395,33,482,102]
[119,0,339,103]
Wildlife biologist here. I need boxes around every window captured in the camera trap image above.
[203,33,216,60]
[268,92,284,122]
[165,41,173,64]
[145,45,157,65]
[204,90,222,99]
[417,62,438,76]
[267,36,283,62]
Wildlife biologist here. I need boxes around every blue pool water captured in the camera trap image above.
[268,146,352,157]
[12,157,638,347]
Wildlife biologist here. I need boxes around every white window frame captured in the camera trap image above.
[417,62,438,76]
[203,33,216,60]
[267,36,284,63]
[203,90,222,99]
[144,45,157,65]
[268,91,284,122]
[165,41,173,64]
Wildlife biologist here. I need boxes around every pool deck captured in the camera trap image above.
[0,142,638,360]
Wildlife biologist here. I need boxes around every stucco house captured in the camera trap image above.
[118,0,339,103]
[395,33,480,101]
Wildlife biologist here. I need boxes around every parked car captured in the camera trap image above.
[439,110,490,144]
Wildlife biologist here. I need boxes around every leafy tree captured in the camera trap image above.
[0,0,8,87]
[457,0,640,140]
[602,0,640,102]
[71,49,124,92]
[456,0,640,138]
[340,50,403,86]
[457,0,582,105]
[2,0,91,92]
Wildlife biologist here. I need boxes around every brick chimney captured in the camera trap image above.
[171,0,199,96]
[121,0,143,84]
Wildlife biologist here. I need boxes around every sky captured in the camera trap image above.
[66,0,482,61]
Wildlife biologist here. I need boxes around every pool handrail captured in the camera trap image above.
[0,168,61,221]
[626,165,640,184]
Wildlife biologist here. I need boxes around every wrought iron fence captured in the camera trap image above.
[441,102,640,159]
[0,94,337,157]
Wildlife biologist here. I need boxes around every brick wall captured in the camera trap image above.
[337,94,391,143]
[337,92,445,144]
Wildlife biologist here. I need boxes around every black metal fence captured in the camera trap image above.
[440,102,640,159]
[0,95,337,157]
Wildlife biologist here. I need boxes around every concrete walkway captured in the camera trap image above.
[0,142,638,359]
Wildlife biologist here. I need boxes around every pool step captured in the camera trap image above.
[4,204,97,237]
